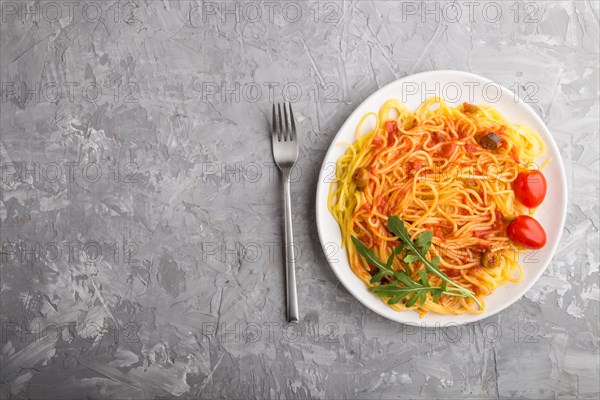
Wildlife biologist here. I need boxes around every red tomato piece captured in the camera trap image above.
[385,120,398,133]
[510,148,520,163]
[407,160,424,176]
[465,144,478,155]
[462,102,479,113]
[513,170,547,208]
[492,210,505,230]
[439,143,456,158]
[372,135,383,147]
[507,215,547,249]
[473,230,492,238]
[385,121,398,144]
[375,196,386,213]
[445,268,461,278]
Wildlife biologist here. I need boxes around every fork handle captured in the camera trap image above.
[282,169,299,323]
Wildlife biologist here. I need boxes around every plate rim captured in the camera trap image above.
[314,69,568,327]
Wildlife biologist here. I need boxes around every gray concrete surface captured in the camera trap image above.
[1,1,599,399]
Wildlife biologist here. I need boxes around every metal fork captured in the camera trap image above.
[271,102,299,323]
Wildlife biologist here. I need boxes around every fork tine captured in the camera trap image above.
[283,102,290,141]
[277,103,283,142]
[288,103,297,142]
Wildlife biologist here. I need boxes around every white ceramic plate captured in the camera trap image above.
[315,70,567,326]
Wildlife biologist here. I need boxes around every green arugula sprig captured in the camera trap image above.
[351,216,483,308]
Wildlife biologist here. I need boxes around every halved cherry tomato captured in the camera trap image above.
[513,170,547,208]
[507,215,547,249]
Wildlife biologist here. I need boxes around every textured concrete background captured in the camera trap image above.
[0,1,599,399]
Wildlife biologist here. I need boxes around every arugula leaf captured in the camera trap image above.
[369,284,432,306]
[353,234,479,309]
[432,280,447,303]
[351,217,483,310]
[404,254,421,264]
[418,270,430,287]
[386,216,483,309]
[415,231,433,255]
[405,292,420,307]
[351,236,385,270]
